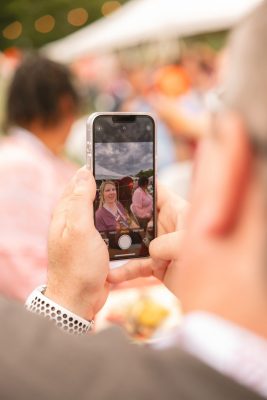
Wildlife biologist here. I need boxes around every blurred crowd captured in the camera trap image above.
[0,41,219,301]
[0,55,79,300]
[69,43,218,197]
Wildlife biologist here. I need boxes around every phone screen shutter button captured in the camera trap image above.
[118,234,132,250]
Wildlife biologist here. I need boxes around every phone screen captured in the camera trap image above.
[92,114,156,261]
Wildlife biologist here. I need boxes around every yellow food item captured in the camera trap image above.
[130,297,169,329]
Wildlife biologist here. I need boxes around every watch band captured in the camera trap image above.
[25,285,94,335]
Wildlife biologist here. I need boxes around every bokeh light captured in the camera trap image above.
[35,15,55,34]
[2,21,22,40]
[101,1,121,17]
[67,8,88,27]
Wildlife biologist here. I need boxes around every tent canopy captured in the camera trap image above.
[95,164,124,180]
[43,0,262,62]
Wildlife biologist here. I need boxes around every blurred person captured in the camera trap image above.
[155,46,216,198]
[95,181,131,231]
[150,44,216,148]
[0,3,267,400]
[121,66,176,171]
[0,55,79,301]
[131,176,153,230]
[153,64,190,98]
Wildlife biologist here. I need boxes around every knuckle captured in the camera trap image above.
[149,238,158,257]
[65,220,88,239]
[69,190,86,202]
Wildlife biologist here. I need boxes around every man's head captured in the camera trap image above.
[179,1,267,335]
[5,55,79,151]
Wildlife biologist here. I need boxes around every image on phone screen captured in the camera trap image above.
[91,114,156,261]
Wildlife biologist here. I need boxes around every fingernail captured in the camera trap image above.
[75,167,90,183]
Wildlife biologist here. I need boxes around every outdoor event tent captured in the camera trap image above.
[95,164,125,180]
[43,0,262,63]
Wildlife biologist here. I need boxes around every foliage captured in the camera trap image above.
[0,0,128,50]
[136,169,153,178]
[183,30,227,51]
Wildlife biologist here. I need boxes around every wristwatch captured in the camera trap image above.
[25,285,94,335]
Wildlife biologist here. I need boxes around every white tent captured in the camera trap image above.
[43,0,262,63]
[95,164,124,180]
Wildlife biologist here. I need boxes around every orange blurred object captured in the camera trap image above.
[1,48,22,77]
[154,65,190,97]
[3,47,22,61]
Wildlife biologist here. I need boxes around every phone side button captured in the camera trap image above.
[87,143,92,154]
[87,155,92,170]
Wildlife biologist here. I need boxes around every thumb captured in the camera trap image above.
[50,167,96,239]
[65,167,96,233]
[149,231,184,262]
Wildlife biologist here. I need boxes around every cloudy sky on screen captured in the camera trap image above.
[95,142,153,176]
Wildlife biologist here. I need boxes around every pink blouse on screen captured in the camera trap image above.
[132,186,153,219]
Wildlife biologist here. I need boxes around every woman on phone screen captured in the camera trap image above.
[95,181,131,232]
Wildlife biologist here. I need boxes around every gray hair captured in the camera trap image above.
[225,1,267,142]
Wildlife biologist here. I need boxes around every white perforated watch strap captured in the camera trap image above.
[25,285,94,335]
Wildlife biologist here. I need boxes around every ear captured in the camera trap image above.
[191,112,252,236]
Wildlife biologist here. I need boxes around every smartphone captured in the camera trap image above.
[86,112,156,262]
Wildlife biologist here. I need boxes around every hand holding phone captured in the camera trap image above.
[87,113,156,262]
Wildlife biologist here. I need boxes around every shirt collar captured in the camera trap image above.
[155,312,267,398]
[8,126,56,159]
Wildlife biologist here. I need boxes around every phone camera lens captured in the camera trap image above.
[146,124,152,131]
[122,125,126,132]
[96,124,102,132]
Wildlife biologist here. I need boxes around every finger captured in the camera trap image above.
[64,167,96,234]
[107,259,153,284]
[107,258,168,284]
[156,182,172,209]
[49,172,79,239]
[157,182,189,216]
[149,231,184,261]
[107,259,153,283]
[50,167,96,239]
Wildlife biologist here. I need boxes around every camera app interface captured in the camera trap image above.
[93,115,155,261]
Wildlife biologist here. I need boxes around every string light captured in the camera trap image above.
[3,21,22,40]
[101,1,121,16]
[35,15,55,33]
[67,8,88,26]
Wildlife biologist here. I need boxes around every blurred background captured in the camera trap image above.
[0,0,260,337]
[0,0,262,194]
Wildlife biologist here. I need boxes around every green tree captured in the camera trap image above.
[0,0,128,50]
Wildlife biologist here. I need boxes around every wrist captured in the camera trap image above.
[45,282,95,321]
[25,285,94,335]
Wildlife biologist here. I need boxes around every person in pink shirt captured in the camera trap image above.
[132,176,153,230]
[0,55,79,301]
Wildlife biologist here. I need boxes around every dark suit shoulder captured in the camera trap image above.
[0,296,264,400]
